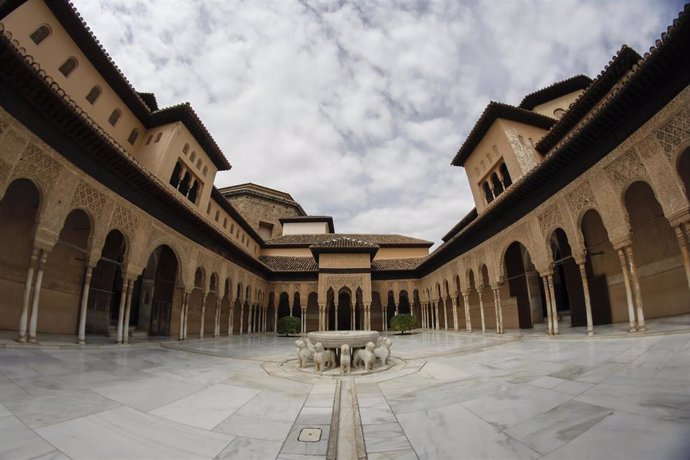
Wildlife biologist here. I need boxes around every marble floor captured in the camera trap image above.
[1,324,690,459]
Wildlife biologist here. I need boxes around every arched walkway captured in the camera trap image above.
[0,179,41,335]
[87,229,126,335]
[135,245,178,337]
[503,242,545,329]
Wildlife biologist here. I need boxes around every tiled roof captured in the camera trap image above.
[258,255,426,272]
[536,47,642,154]
[372,257,427,271]
[518,75,592,110]
[451,102,556,167]
[266,234,433,247]
[310,237,379,249]
[259,256,318,271]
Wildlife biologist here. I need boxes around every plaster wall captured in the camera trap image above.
[532,91,584,118]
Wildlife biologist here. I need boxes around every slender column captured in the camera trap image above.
[624,246,646,332]
[492,288,500,334]
[675,225,690,290]
[541,276,554,335]
[351,303,356,330]
[318,303,325,331]
[183,294,190,340]
[213,299,218,337]
[122,280,134,344]
[18,248,38,343]
[547,275,559,335]
[179,292,188,340]
[228,305,234,336]
[442,299,448,331]
[365,304,371,330]
[617,248,638,332]
[420,303,425,328]
[239,302,245,334]
[77,265,94,345]
[477,286,486,333]
[274,303,278,332]
[496,287,504,334]
[451,297,459,331]
[28,250,48,343]
[432,301,438,330]
[462,292,472,332]
[576,259,594,336]
[117,279,129,343]
[199,294,207,339]
[381,304,386,331]
[335,303,339,331]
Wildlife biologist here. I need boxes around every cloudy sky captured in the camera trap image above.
[73,0,683,245]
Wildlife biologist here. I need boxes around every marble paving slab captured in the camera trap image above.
[541,411,690,460]
[36,406,233,460]
[396,402,540,459]
[0,414,57,459]
[504,400,613,455]
[3,389,121,429]
[150,382,260,429]
[462,383,573,429]
[215,436,283,459]
[93,375,206,411]
[213,413,294,441]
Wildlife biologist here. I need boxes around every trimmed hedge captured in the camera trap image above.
[277,316,301,336]
[390,314,416,334]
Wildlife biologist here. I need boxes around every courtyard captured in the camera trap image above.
[1,319,690,459]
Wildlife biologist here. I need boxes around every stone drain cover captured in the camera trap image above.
[298,428,322,442]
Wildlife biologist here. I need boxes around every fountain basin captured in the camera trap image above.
[307,330,380,349]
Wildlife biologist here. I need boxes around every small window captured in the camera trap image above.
[215,210,220,222]
[223,218,227,229]
[190,151,196,162]
[85,86,101,104]
[146,134,153,145]
[183,143,189,154]
[108,109,121,127]
[553,108,565,119]
[127,129,139,145]
[518,135,525,145]
[528,137,535,148]
[58,57,78,77]
[230,224,235,233]
[196,159,202,169]
[202,166,208,177]
[30,25,51,45]
[154,132,162,143]
[207,203,212,214]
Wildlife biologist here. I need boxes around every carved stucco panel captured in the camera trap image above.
[654,107,690,162]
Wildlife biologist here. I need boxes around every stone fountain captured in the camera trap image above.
[296,330,392,375]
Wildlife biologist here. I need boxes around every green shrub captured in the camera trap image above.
[390,314,416,334]
[277,316,301,336]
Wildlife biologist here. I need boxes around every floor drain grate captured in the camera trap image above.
[298,428,322,442]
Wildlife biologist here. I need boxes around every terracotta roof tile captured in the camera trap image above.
[266,234,433,247]
[259,256,317,271]
[310,237,379,249]
[371,257,427,271]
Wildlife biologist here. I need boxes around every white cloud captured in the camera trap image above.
[72,0,684,247]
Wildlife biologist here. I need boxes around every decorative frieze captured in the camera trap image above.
[71,181,108,216]
[604,148,649,191]
[654,107,689,161]
[12,143,62,190]
[538,202,563,236]
[566,180,596,217]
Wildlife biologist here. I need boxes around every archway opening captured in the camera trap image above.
[136,245,178,336]
[386,291,396,328]
[42,209,91,334]
[624,181,689,317]
[504,241,544,329]
[580,210,615,324]
[0,179,40,332]
[549,228,586,327]
[278,292,290,319]
[87,229,126,335]
[337,288,352,330]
